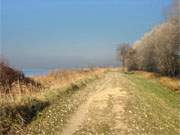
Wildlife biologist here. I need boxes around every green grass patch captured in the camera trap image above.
[123,73,180,135]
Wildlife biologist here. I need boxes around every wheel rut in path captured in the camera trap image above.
[60,73,128,135]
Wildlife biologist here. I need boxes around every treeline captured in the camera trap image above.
[117,1,180,77]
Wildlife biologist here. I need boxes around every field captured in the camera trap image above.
[0,68,180,135]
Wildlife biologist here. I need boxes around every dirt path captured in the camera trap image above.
[19,72,179,135]
[61,72,129,135]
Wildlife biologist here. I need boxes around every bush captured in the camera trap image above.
[0,60,25,93]
[0,59,42,94]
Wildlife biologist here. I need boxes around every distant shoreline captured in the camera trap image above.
[22,68,50,77]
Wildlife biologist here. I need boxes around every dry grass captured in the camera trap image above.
[33,68,105,89]
[159,77,180,92]
[0,66,105,134]
[0,67,105,104]
[0,59,42,96]
[134,71,180,92]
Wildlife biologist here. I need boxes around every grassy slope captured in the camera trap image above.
[124,72,180,135]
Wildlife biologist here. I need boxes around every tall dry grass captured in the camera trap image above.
[34,68,105,89]
[0,59,42,93]
[134,71,180,92]
[0,65,105,134]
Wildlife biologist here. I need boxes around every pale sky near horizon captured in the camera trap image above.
[1,0,172,69]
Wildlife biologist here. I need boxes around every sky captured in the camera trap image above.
[1,0,172,69]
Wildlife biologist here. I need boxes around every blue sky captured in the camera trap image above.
[1,0,172,69]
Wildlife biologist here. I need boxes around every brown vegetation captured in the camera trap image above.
[117,0,180,77]
[33,68,105,90]
[0,59,42,95]
[0,61,105,134]
[134,71,180,92]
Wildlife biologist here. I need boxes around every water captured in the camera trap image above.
[22,69,50,77]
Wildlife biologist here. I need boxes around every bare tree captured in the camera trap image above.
[117,43,130,71]
[116,0,179,76]
[125,48,137,71]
